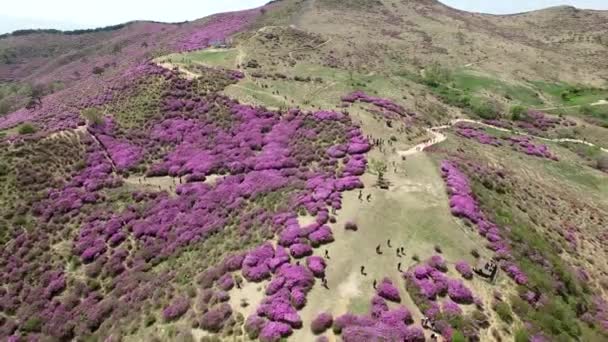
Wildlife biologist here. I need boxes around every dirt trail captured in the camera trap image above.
[398,118,608,155]
[293,151,482,341]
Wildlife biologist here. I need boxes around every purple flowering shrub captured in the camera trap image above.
[200,303,232,332]
[377,277,401,302]
[311,312,333,334]
[455,260,474,279]
[344,221,359,231]
[0,59,374,340]
[454,123,558,161]
[403,256,485,340]
[327,276,422,341]
[440,160,526,284]
[447,279,474,304]
[306,256,327,278]
[455,123,502,146]
[178,8,263,52]
[503,135,558,160]
[341,91,416,121]
[162,297,190,321]
[483,110,575,136]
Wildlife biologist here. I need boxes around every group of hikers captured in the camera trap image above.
[358,190,372,202]
[359,239,406,282]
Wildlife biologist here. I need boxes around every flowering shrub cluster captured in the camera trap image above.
[310,312,333,335]
[455,260,473,279]
[455,123,502,146]
[341,90,416,120]
[332,277,422,342]
[377,277,401,302]
[454,123,557,160]
[483,110,575,136]
[503,135,558,160]
[581,296,608,333]
[0,49,372,339]
[0,4,265,137]
[179,8,263,51]
[440,160,528,285]
[404,257,483,340]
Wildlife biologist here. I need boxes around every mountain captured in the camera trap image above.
[1,1,607,341]
[0,15,84,35]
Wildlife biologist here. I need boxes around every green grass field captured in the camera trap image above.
[452,69,544,107]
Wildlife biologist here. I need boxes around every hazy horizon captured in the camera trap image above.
[2,0,608,34]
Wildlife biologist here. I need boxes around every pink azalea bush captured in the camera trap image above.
[311,312,333,335]
[440,160,527,285]
[377,277,401,302]
[341,91,416,121]
[455,260,473,279]
[306,256,327,278]
[162,297,190,321]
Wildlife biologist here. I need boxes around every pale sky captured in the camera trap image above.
[1,0,608,34]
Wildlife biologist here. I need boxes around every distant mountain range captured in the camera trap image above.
[0,15,86,34]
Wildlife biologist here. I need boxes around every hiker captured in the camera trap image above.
[360,266,366,275]
[358,190,363,201]
[322,277,329,289]
[375,245,382,255]
[387,239,392,248]
[400,247,405,255]
[398,262,402,272]
[366,194,372,202]
[373,279,377,289]
[324,250,330,259]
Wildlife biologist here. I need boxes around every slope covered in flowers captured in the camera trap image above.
[0,48,373,341]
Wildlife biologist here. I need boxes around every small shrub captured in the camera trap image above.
[92,66,105,75]
[472,100,500,120]
[452,330,466,342]
[514,328,530,342]
[81,108,104,126]
[311,313,333,335]
[18,123,37,135]
[597,153,608,171]
[510,105,526,121]
[494,302,513,324]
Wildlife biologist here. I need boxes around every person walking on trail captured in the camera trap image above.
[396,248,401,257]
[358,190,363,201]
[375,245,382,255]
[387,239,392,248]
[373,279,377,290]
[360,266,366,276]
[322,277,329,289]
[366,194,372,202]
[398,262,402,272]
[324,250,330,259]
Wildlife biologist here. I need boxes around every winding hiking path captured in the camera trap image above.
[398,119,608,155]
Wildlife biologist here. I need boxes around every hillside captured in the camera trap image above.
[1,0,608,341]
